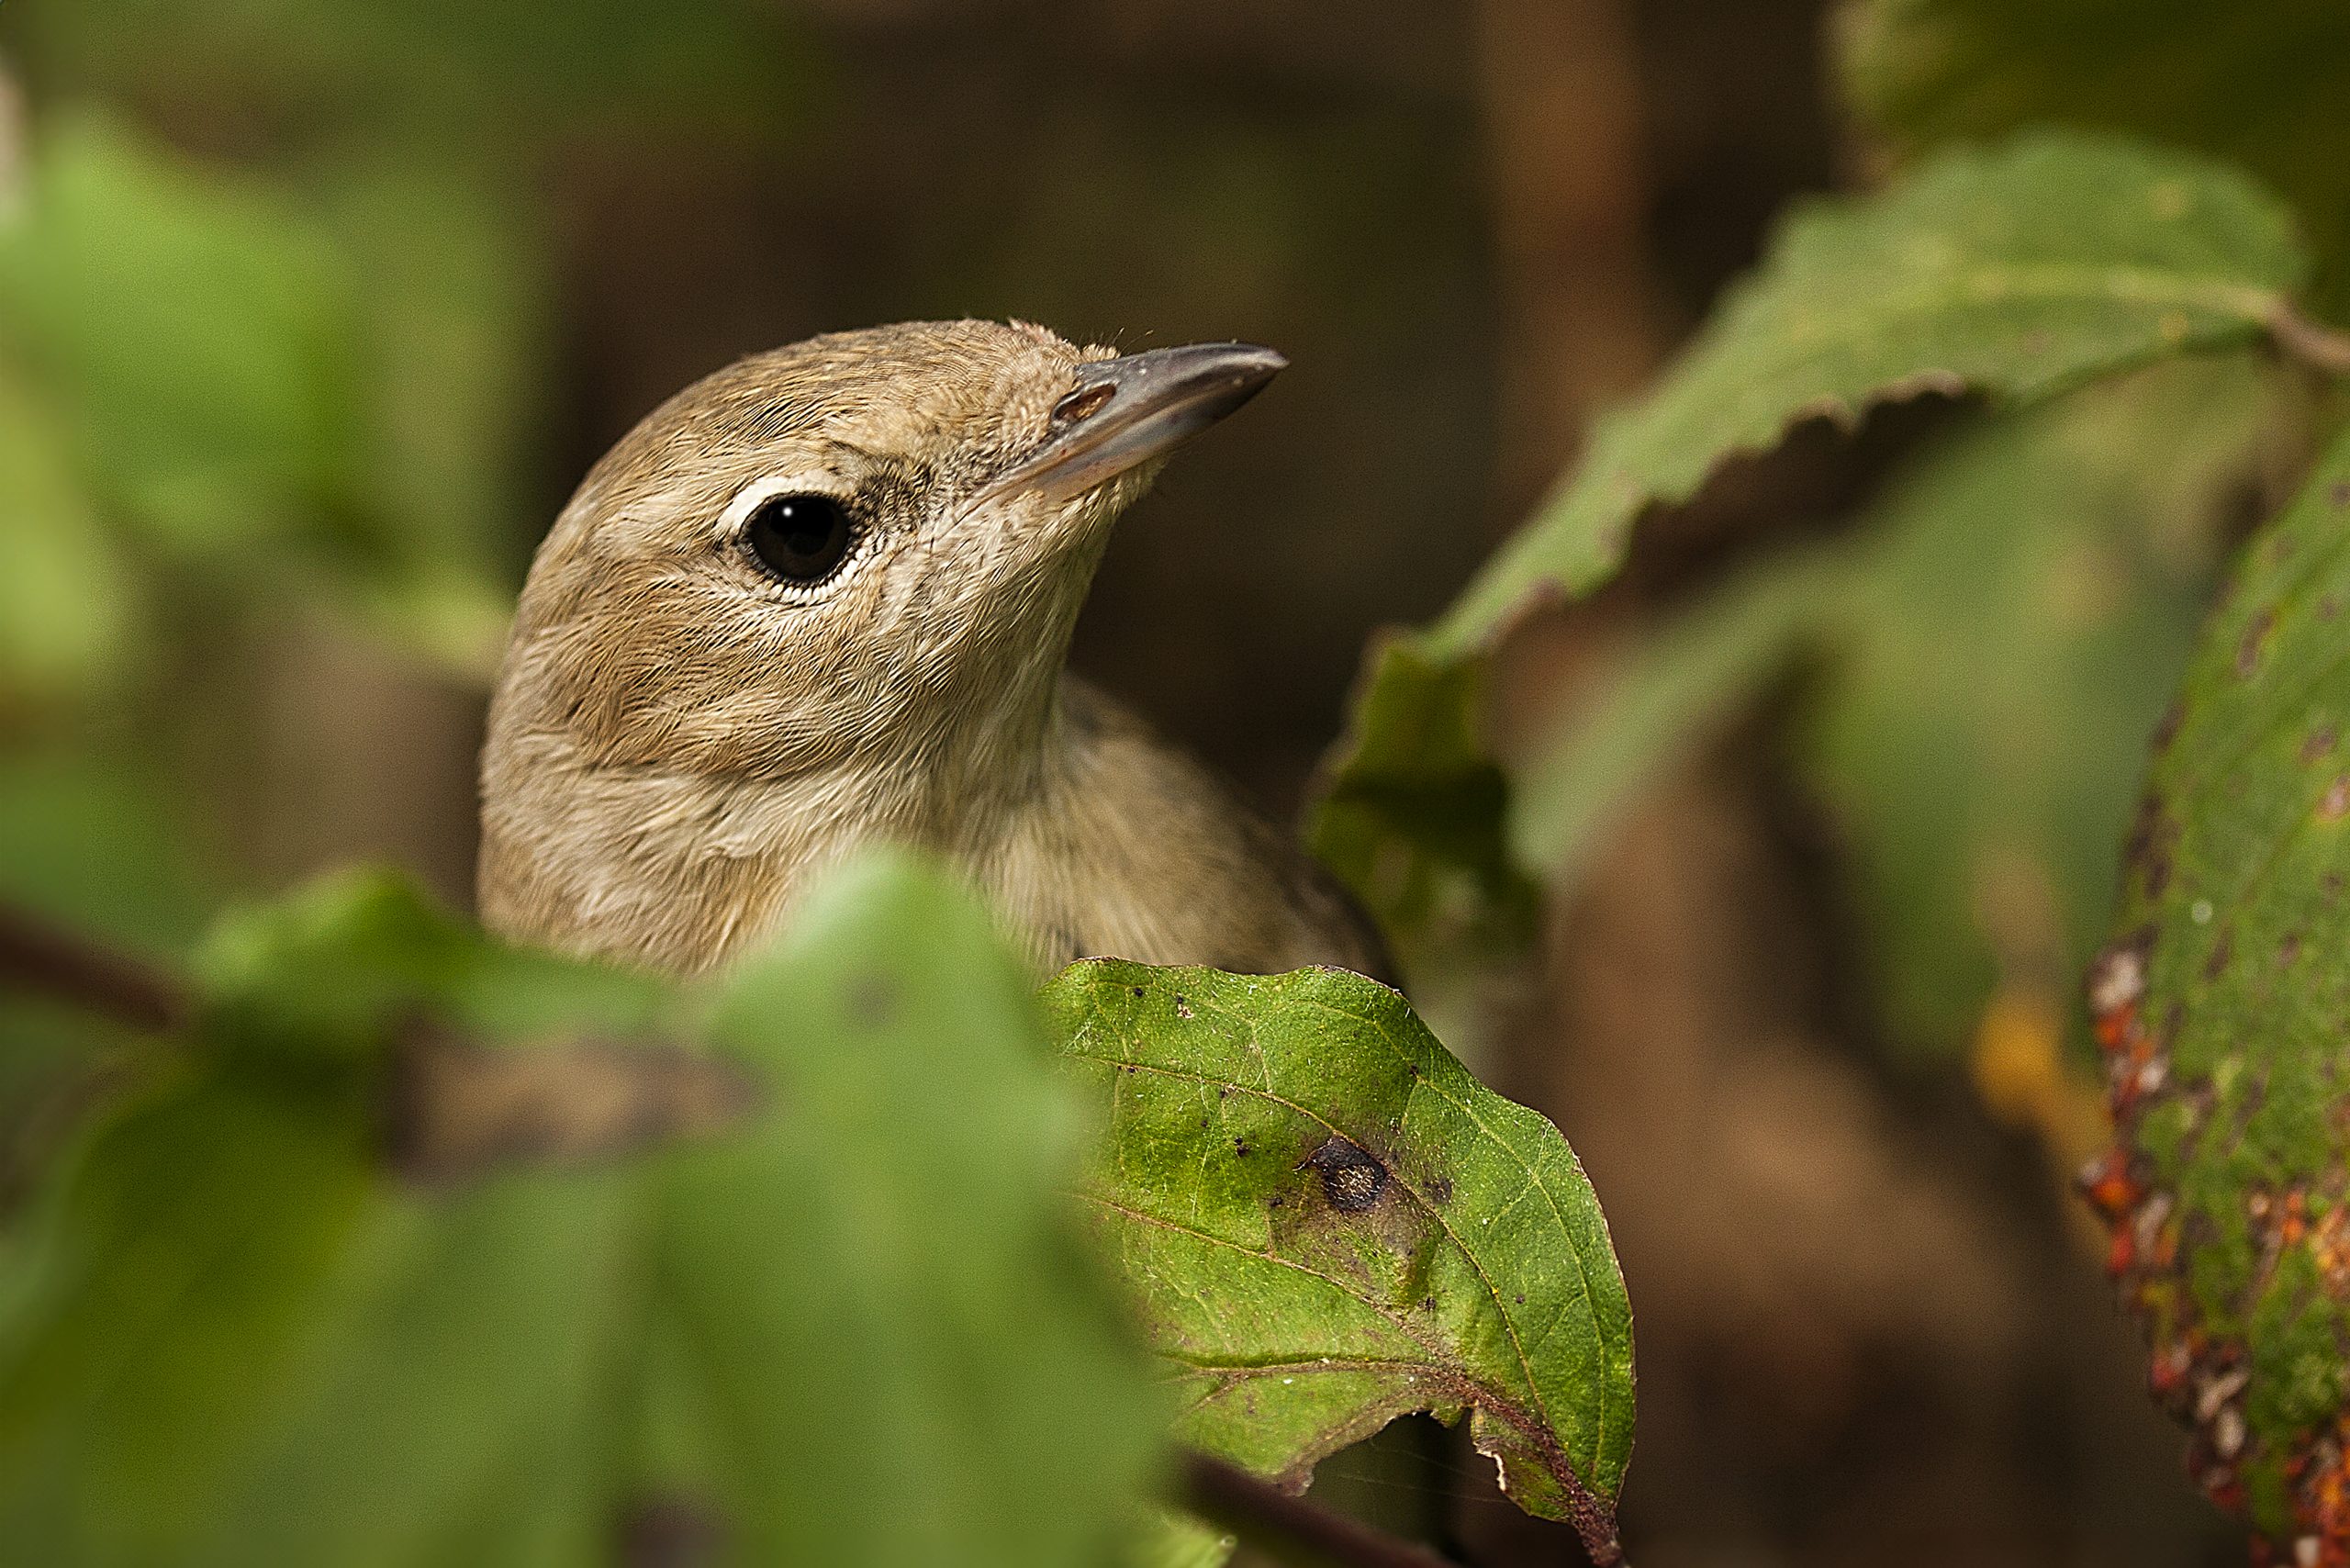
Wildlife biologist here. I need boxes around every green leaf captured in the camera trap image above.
[1314,131,2314,950]
[0,368,136,700]
[1506,358,2277,1072]
[2,857,1171,1567]
[660,853,1169,1568]
[1838,0,2350,316]
[1433,133,2301,655]
[2087,427,2350,1546]
[1307,642,1536,975]
[7,0,808,149]
[1046,962,1633,1564]
[0,115,356,554]
[0,116,516,680]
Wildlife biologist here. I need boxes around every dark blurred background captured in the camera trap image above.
[0,1,2277,1562]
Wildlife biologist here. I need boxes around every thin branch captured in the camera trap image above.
[0,902,190,1034]
[0,899,756,1180]
[2272,304,2350,377]
[1176,1450,1466,1568]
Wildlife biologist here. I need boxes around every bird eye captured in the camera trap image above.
[742,493,855,586]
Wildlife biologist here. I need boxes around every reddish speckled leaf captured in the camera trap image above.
[2089,428,2350,1552]
[1044,962,1634,1564]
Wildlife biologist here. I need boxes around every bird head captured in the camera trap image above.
[490,319,1283,796]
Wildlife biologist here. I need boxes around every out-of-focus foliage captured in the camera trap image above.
[1516,357,2284,1061]
[1306,645,1534,986]
[0,851,1639,1563]
[1315,132,2319,960]
[1047,961,1633,1563]
[0,0,813,1164]
[1508,552,1847,884]
[1838,0,2350,319]
[2085,430,2350,1550]
[1798,357,2279,1059]
[1430,135,2303,655]
[0,855,1169,1567]
[3,0,800,145]
[0,116,512,683]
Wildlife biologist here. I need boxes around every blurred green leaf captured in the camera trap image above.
[0,368,135,700]
[1509,552,1851,882]
[1046,961,1633,1564]
[2087,426,2350,1544]
[1803,356,2276,1058]
[0,750,220,958]
[6,0,805,148]
[660,854,1168,1568]
[1,857,1171,1567]
[0,114,354,553]
[1307,642,1534,980]
[1839,0,2350,317]
[1503,358,2278,1066]
[1315,131,2318,954]
[0,117,518,678]
[1124,1511,1237,1568]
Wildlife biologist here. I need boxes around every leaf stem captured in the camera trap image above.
[2272,305,2350,376]
[1175,1451,1470,1568]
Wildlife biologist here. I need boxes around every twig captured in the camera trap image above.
[0,902,190,1034]
[0,899,755,1179]
[1176,1450,1466,1568]
[2272,305,2350,377]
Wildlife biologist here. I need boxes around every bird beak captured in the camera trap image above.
[982,342,1288,505]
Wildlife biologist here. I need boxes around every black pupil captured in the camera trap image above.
[744,494,853,583]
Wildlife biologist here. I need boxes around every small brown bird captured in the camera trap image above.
[479,319,1386,981]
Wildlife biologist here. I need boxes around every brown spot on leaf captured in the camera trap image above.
[1302,1136,1389,1214]
[2202,930,2233,982]
[2321,777,2350,823]
[2332,479,2350,509]
[2305,726,2339,765]
[2124,793,2180,899]
[2237,608,2277,678]
[2152,699,2186,750]
[618,1493,727,1568]
[849,976,900,1028]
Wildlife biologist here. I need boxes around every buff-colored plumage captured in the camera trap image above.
[479,319,1386,981]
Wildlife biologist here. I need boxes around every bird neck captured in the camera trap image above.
[477,671,1096,976]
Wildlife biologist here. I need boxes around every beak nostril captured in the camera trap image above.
[1052,384,1115,424]
[983,342,1284,505]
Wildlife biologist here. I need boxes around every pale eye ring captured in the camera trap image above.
[740,492,856,586]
